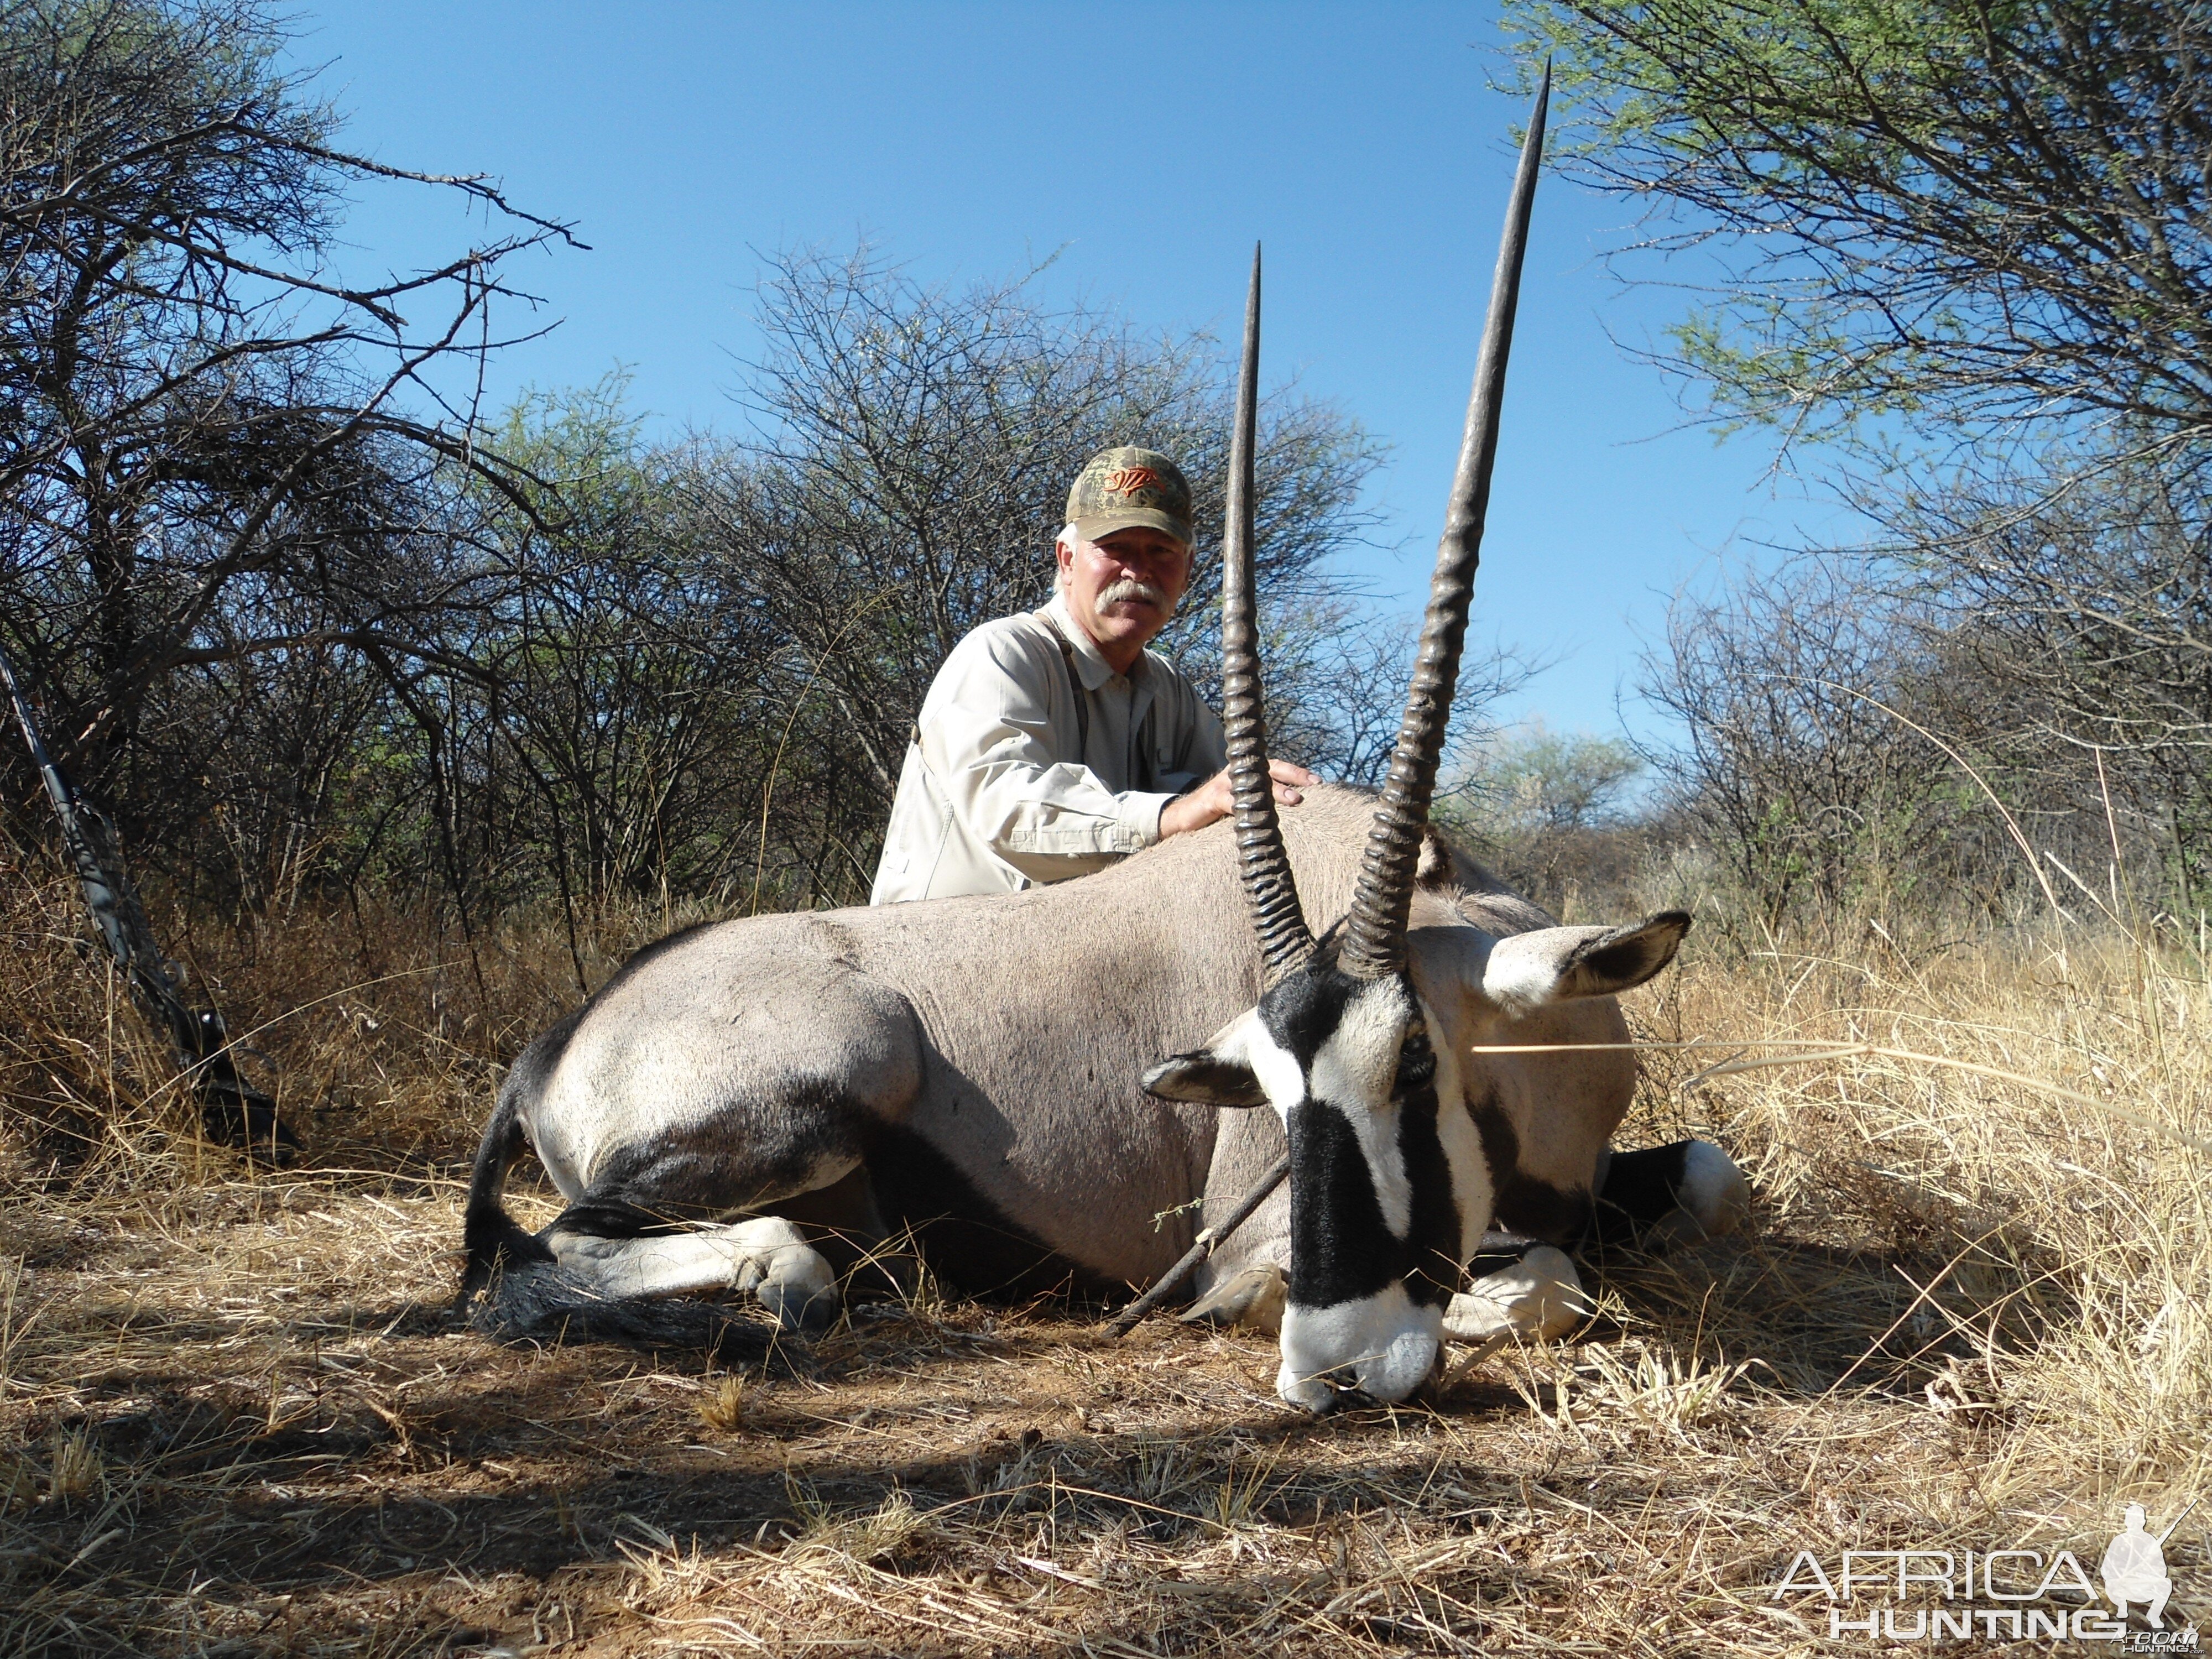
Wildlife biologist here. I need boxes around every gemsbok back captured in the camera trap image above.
[458,71,1750,1410]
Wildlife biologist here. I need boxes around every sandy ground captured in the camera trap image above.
[3,1161,2091,1659]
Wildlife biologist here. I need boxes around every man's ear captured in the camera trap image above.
[1141,1007,1272,1108]
[1478,911,1692,1014]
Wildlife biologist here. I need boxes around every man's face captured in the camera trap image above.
[1058,525,1193,659]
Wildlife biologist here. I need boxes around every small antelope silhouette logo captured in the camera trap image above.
[1104,466,1160,498]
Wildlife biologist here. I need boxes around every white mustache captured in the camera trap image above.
[1097,578,1171,610]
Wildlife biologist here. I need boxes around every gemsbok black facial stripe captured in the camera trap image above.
[1286,1095,1399,1308]
[1272,959,1469,1316]
[1393,1031,1462,1310]
[1256,961,1355,1069]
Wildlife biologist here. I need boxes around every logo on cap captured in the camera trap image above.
[1104,466,1160,498]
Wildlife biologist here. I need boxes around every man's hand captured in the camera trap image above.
[1159,760,1317,841]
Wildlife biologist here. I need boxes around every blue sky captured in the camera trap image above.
[290,2,1863,745]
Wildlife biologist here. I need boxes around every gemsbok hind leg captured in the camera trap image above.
[469,965,928,1336]
[540,1196,839,1330]
[462,1082,876,1337]
[1592,1141,1751,1248]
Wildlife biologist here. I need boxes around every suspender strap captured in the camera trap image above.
[1040,609,1157,792]
[1044,615,1091,757]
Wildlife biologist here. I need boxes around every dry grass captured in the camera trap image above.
[2,855,2207,1656]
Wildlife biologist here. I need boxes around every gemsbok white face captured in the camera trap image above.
[1142,68,1644,1410]
[1148,954,1480,1407]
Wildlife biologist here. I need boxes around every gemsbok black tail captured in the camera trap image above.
[457,1083,555,1305]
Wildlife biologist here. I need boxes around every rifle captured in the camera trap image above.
[0,640,295,1156]
[2157,1496,2200,1546]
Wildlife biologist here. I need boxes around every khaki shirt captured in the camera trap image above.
[869,592,1227,904]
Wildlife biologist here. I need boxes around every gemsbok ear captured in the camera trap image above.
[1477,911,1692,1014]
[1141,1008,1277,1108]
[1141,1051,1270,1108]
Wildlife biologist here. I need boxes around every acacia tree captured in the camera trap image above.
[1883,449,2212,901]
[688,244,1390,851]
[1508,0,2212,450]
[1441,723,1646,915]
[1512,1,2212,917]
[470,388,780,920]
[0,0,572,834]
[1638,560,1955,926]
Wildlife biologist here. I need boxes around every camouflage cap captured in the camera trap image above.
[1065,446,1194,549]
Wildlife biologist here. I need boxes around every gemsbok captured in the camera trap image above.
[458,71,1750,1409]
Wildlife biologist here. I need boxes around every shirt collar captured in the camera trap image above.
[1044,590,1150,692]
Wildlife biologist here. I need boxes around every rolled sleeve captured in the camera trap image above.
[1115,790,1177,849]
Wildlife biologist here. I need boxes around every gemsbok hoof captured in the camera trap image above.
[1443,1245,1592,1345]
[1178,1262,1287,1333]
